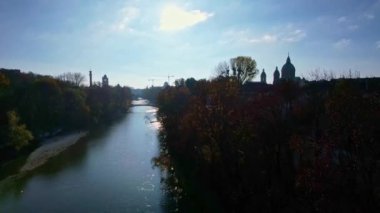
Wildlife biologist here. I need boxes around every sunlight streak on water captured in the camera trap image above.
[0,104,170,212]
[145,108,161,130]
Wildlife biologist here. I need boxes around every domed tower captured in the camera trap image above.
[260,69,267,84]
[102,74,109,87]
[273,66,280,84]
[281,55,296,80]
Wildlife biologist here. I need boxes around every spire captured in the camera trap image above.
[261,69,266,84]
[273,66,280,85]
[287,53,291,63]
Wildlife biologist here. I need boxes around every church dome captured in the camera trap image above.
[281,56,296,80]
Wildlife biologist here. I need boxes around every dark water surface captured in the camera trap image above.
[0,104,171,212]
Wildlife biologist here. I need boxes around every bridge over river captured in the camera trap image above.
[132,98,152,106]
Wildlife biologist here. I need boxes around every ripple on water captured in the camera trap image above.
[145,109,157,113]
[149,122,161,130]
[144,108,161,130]
[137,181,155,192]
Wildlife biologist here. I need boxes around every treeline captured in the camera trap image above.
[141,86,163,104]
[130,78,198,105]
[0,69,131,161]
[156,76,380,212]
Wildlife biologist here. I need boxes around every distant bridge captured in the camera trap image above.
[131,99,152,106]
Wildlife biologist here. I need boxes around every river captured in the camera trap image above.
[0,102,174,212]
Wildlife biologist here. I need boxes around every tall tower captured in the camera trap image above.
[102,74,109,87]
[89,70,93,87]
[273,66,280,85]
[260,69,267,84]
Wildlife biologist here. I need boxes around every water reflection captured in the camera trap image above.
[153,122,222,212]
[153,143,183,212]
[0,104,174,212]
[0,132,92,201]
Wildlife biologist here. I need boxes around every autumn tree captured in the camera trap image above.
[0,73,9,88]
[7,110,34,150]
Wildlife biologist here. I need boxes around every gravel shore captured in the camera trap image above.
[20,132,88,172]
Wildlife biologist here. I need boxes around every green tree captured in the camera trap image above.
[62,88,90,129]
[7,110,34,150]
[230,56,258,84]
[21,78,63,134]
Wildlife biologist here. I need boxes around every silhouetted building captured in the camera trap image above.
[260,69,267,84]
[102,75,109,87]
[281,55,296,80]
[242,81,270,97]
[89,70,93,87]
[273,66,280,84]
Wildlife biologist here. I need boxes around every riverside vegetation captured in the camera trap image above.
[0,69,131,163]
[156,69,380,211]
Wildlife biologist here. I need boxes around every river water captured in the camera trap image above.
[0,103,173,212]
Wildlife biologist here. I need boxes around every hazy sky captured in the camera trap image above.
[0,0,379,88]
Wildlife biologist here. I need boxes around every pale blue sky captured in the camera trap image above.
[0,0,379,88]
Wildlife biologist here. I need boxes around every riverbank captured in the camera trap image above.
[0,105,172,212]
[19,131,88,172]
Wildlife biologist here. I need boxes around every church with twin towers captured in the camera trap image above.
[259,54,299,85]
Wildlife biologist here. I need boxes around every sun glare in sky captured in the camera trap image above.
[159,5,213,31]
[0,0,379,88]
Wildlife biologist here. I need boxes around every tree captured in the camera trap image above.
[185,78,197,93]
[230,56,258,84]
[22,78,63,133]
[56,72,86,86]
[174,78,185,87]
[0,73,10,98]
[308,69,336,81]
[215,61,230,77]
[0,73,10,88]
[62,88,90,128]
[7,110,34,150]
[72,72,86,86]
